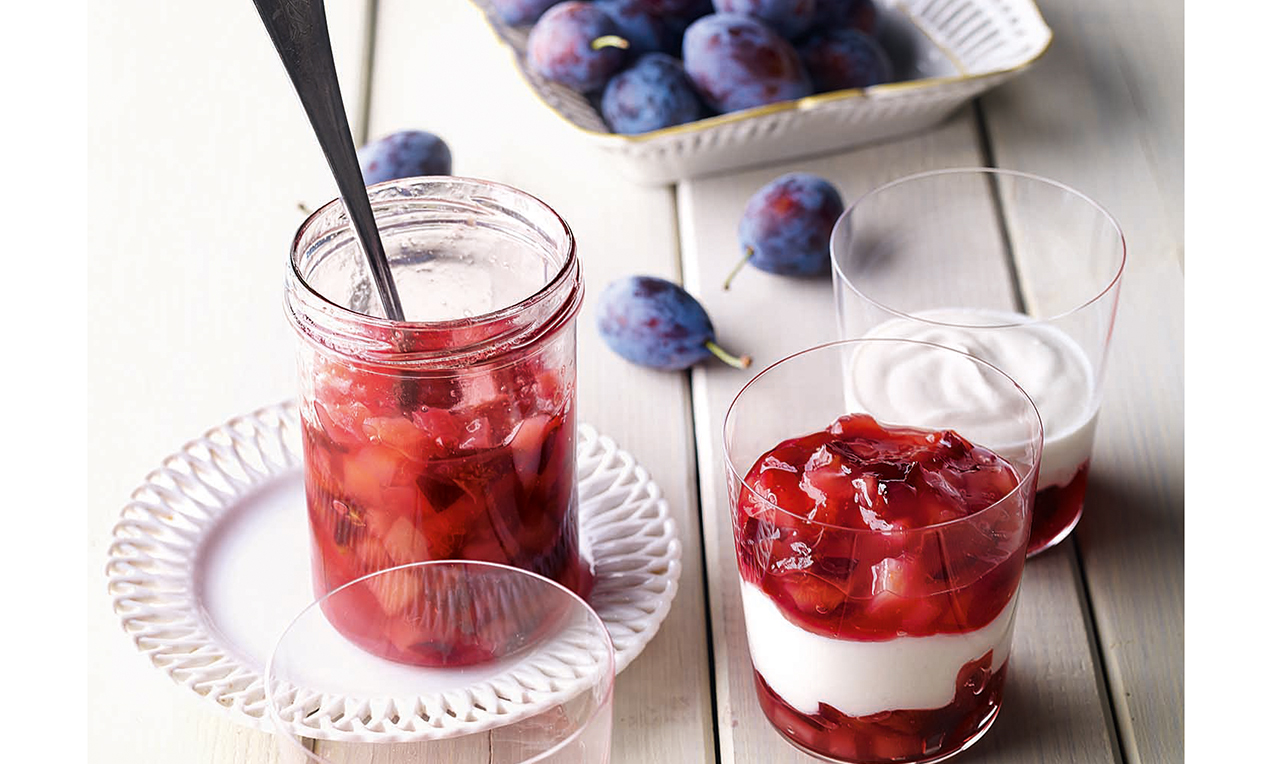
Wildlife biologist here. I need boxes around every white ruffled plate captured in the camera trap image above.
[105,402,681,738]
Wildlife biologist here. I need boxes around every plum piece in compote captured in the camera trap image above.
[301,342,591,668]
[734,414,1030,763]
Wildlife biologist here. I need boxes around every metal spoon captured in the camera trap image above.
[252,0,405,321]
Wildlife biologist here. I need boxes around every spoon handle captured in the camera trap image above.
[252,0,406,320]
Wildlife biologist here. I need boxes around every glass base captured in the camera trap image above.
[774,705,1002,764]
[1027,462,1089,557]
[753,660,1006,764]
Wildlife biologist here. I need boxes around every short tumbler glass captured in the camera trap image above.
[724,339,1043,764]
[284,177,590,665]
[266,561,614,763]
[832,168,1124,555]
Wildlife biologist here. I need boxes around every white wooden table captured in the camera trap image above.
[88,1,1182,761]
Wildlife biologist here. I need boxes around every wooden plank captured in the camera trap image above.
[978,1,1185,761]
[360,2,716,762]
[979,0,1183,268]
[679,110,1117,763]
[87,1,372,761]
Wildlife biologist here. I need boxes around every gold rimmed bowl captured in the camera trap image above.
[472,0,1052,184]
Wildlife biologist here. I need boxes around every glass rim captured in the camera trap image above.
[264,559,616,764]
[722,338,1044,535]
[288,175,578,332]
[830,167,1127,329]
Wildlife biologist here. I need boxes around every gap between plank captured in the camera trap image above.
[1071,537,1132,764]
[674,180,726,764]
[972,100,1027,313]
[355,0,380,145]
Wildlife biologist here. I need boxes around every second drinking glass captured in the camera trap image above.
[725,339,1043,764]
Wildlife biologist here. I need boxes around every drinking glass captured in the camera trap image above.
[284,177,591,661]
[832,168,1124,555]
[267,560,614,763]
[724,339,1043,763]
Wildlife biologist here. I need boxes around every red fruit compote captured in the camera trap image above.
[285,177,591,667]
[732,414,1033,763]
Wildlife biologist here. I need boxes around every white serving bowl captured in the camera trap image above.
[473,0,1052,185]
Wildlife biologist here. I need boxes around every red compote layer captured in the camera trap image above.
[302,349,591,667]
[755,653,1009,763]
[734,414,1029,763]
[1028,461,1089,555]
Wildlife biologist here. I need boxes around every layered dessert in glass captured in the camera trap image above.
[725,340,1042,763]
[285,177,590,666]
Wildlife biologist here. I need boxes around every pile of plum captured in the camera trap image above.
[493,0,895,134]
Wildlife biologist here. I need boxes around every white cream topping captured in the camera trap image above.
[741,583,1019,718]
[854,309,1099,488]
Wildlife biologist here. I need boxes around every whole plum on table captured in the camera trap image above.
[682,13,812,113]
[799,28,893,92]
[528,1,630,92]
[489,0,559,26]
[595,0,677,54]
[726,173,844,287]
[810,0,878,37]
[597,276,751,371]
[357,130,452,184]
[712,0,817,40]
[602,53,706,133]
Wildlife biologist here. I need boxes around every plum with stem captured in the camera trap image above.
[597,276,751,370]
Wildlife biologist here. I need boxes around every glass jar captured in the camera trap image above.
[284,177,590,663]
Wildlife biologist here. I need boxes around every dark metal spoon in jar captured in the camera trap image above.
[251,0,405,321]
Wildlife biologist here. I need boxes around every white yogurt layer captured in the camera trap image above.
[854,309,1099,489]
[741,583,1019,718]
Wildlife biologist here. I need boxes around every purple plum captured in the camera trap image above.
[798,28,892,92]
[682,13,813,113]
[597,276,751,370]
[489,0,559,26]
[595,0,677,54]
[811,0,879,37]
[528,2,629,92]
[602,53,706,133]
[713,0,817,40]
[357,130,452,184]
[726,173,845,286]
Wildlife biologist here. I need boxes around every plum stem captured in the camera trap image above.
[722,247,753,291]
[704,340,753,369]
[591,35,630,51]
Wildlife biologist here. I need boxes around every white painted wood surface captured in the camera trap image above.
[979,1,1184,761]
[87,1,372,761]
[88,0,1182,761]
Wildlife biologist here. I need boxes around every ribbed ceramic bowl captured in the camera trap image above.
[473,0,1052,184]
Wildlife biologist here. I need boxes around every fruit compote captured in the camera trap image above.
[733,414,1030,763]
[301,342,591,667]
